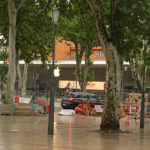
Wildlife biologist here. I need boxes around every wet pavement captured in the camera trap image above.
[0,114,150,150]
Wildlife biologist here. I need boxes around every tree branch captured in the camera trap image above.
[110,0,123,50]
[16,0,26,12]
[129,54,142,92]
[87,0,108,52]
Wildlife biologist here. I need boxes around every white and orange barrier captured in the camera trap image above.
[14,96,31,103]
[121,101,140,115]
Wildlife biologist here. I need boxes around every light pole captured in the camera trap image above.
[48,10,59,135]
[140,40,147,129]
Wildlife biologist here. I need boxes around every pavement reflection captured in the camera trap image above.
[0,114,150,150]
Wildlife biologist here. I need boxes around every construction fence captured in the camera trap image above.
[75,93,150,117]
[120,93,150,118]
[0,93,150,118]
[0,95,50,116]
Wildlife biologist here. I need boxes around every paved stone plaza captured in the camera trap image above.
[0,114,150,150]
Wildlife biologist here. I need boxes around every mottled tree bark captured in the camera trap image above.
[74,42,91,92]
[81,44,91,92]
[87,0,123,131]
[6,0,26,103]
[129,56,142,93]
[21,63,28,97]
[74,41,84,91]
[6,0,17,103]
[101,43,122,130]
[17,62,22,91]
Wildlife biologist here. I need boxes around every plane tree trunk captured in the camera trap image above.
[6,0,17,103]
[101,43,122,130]
[81,44,92,92]
[21,63,28,97]
[73,41,84,91]
[6,0,26,103]
[87,0,123,131]
[129,56,142,93]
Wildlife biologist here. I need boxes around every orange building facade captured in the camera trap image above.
[25,40,131,94]
[54,40,105,61]
[52,40,106,91]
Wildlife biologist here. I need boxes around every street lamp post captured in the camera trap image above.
[48,10,59,135]
[140,40,147,129]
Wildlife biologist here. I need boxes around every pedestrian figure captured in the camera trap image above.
[64,82,71,95]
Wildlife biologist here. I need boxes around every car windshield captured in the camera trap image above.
[88,95,98,101]
[80,95,88,99]
[66,93,75,98]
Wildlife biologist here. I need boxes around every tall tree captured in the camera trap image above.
[124,1,150,92]
[87,0,123,130]
[16,0,53,96]
[0,0,53,100]
[6,0,26,103]
[57,0,98,92]
[86,0,150,130]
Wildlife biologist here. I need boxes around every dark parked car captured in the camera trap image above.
[61,92,104,109]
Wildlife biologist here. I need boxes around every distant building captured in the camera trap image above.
[54,40,105,61]
[0,40,131,95]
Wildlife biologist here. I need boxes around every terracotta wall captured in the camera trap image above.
[51,40,106,61]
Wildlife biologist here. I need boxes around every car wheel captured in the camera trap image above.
[62,106,67,109]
